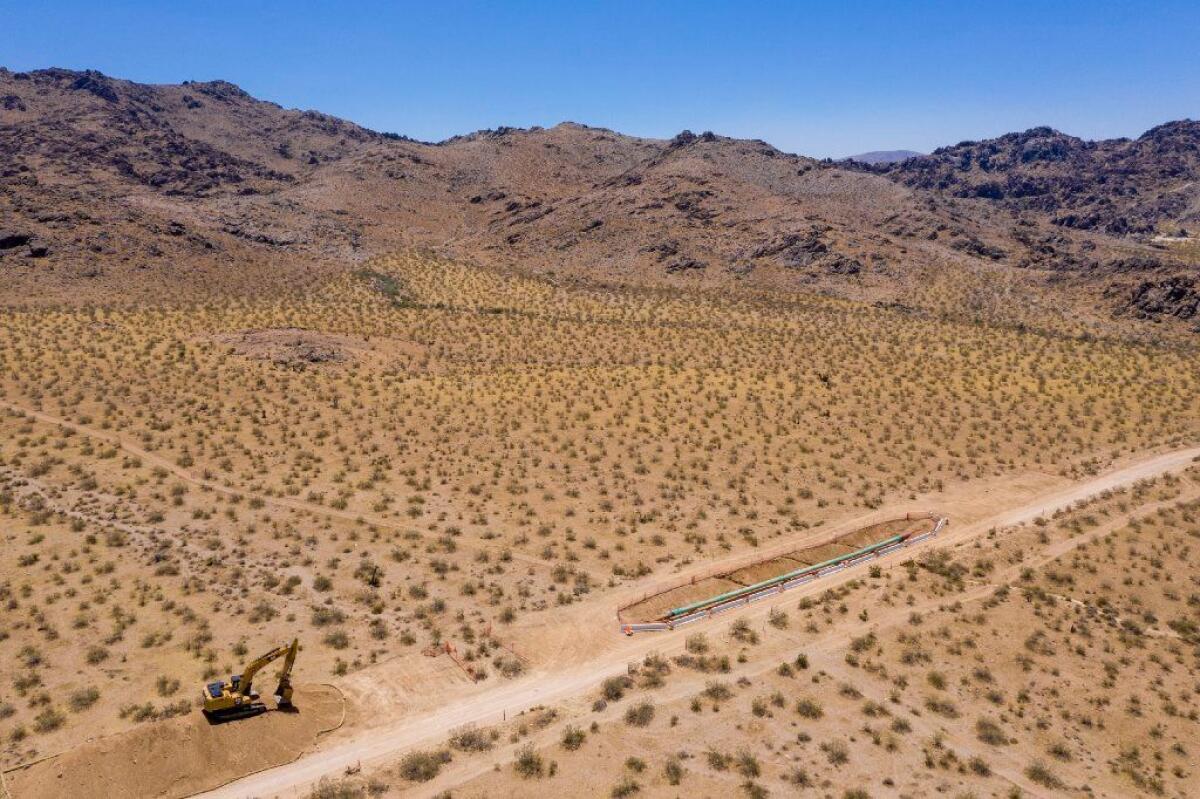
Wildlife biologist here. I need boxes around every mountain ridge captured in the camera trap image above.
[845,150,923,165]
[1,67,1196,336]
[877,121,1200,235]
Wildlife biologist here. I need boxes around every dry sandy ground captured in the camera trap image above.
[2,254,1197,799]
[361,466,1200,799]
[3,685,342,799]
[186,444,1200,799]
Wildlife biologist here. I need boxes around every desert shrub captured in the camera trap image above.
[924,696,958,718]
[19,646,43,668]
[849,632,876,652]
[248,601,277,623]
[730,618,758,644]
[735,749,761,778]
[309,777,364,799]
[449,724,493,752]
[673,652,731,673]
[968,755,991,776]
[514,743,545,778]
[602,674,632,701]
[611,776,640,797]
[1025,761,1064,789]
[323,630,350,649]
[706,749,730,770]
[398,749,450,782]
[311,606,346,626]
[743,781,769,799]
[624,700,655,727]
[496,656,524,678]
[33,707,65,733]
[796,697,824,719]
[704,680,733,701]
[821,739,849,765]
[561,725,586,750]
[68,687,100,712]
[975,717,1007,745]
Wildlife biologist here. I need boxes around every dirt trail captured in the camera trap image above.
[0,399,544,569]
[191,443,1200,799]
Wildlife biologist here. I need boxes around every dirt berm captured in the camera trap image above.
[5,685,343,799]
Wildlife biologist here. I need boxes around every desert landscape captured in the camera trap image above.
[2,8,1199,798]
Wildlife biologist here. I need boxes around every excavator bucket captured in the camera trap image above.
[273,638,299,707]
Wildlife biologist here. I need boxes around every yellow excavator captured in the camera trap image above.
[202,638,299,719]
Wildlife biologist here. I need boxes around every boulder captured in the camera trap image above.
[0,231,32,250]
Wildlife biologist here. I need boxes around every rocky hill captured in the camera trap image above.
[1,67,1196,335]
[878,122,1200,235]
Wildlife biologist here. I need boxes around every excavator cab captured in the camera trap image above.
[202,638,299,720]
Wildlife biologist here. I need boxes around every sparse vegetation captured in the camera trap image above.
[0,247,1196,799]
[397,749,450,782]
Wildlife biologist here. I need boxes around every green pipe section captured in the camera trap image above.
[665,533,906,619]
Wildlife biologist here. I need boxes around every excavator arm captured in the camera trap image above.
[273,638,300,707]
[236,642,292,698]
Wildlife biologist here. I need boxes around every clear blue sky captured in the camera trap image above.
[4,0,1198,158]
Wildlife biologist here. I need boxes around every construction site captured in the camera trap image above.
[618,515,943,631]
[2,255,1199,798]
[5,686,343,799]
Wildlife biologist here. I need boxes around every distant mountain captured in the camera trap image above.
[1,67,1196,335]
[878,123,1200,235]
[845,150,922,165]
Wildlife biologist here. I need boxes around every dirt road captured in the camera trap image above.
[192,443,1200,799]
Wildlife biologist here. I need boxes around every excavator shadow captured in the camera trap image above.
[202,701,303,725]
[202,704,269,725]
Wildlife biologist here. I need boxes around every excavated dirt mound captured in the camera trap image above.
[838,517,932,548]
[622,516,937,622]
[725,555,811,585]
[6,685,342,799]
[211,328,429,371]
[214,328,361,368]
[623,578,745,623]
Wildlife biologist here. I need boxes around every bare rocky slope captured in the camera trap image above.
[877,122,1200,235]
[1,67,1196,334]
